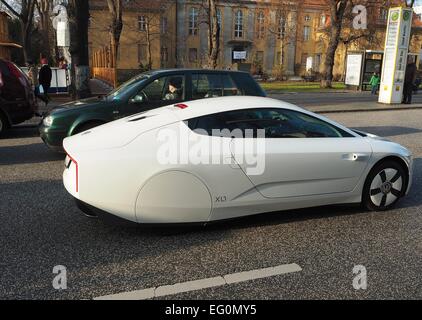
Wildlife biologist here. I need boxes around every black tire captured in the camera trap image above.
[0,112,7,136]
[73,121,104,135]
[362,160,407,211]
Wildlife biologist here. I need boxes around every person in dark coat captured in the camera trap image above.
[38,58,52,104]
[402,60,417,104]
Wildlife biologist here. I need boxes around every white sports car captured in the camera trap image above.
[63,96,413,225]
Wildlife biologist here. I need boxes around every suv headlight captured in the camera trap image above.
[43,116,53,127]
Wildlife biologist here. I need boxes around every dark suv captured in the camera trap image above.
[39,69,266,151]
[0,59,37,135]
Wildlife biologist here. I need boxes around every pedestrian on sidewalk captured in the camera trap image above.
[38,58,52,106]
[403,59,417,104]
[369,72,380,95]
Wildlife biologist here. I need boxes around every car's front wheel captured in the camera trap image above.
[362,160,407,211]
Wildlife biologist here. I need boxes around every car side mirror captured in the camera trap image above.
[130,94,144,104]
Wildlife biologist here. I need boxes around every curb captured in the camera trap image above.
[310,105,422,114]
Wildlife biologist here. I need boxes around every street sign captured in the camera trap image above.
[345,53,363,86]
[379,7,413,104]
[57,21,70,47]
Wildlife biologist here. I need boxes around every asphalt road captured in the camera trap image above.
[0,109,421,300]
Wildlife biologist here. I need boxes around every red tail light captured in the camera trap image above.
[64,148,79,193]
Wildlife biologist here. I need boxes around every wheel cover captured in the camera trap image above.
[370,168,403,207]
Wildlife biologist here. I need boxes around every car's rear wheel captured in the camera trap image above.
[362,160,407,211]
[73,121,104,135]
[0,112,7,136]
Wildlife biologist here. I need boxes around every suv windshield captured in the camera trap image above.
[107,73,151,101]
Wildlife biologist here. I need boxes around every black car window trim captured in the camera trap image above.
[188,108,354,138]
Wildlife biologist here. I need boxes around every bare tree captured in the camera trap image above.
[106,0,122,66]
[0,0,36,63]
[320,0,348,88]
[67,0,90,98]
[130,0,175,70]
[205,0,219,69]
[35,0,55,63]
[266,1,298,78]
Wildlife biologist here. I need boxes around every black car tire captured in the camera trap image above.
[362,160,407,211]
[73,121,105,135]
[0,112,7,136]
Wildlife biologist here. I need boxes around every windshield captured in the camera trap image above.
[107,73,151,101]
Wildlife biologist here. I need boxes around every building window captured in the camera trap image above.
[320,14,326,27]
[255,51,264,64]
[315,54,321,71]
[277,14,285,40]
[161,47,168,62]
[301,53,308,67]
[189,48,198,62]
[138,44,147,62]
[234,10,243,38]
[304,15,311,22]
[380,9,388,21]
[161,17,168,34]
[303,26,311,41]
[256,11,265,39]
[189,7,199,36]
[138,16,147,32]
[276,51,284,65]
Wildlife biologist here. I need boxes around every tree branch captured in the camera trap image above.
[0,0,23,19]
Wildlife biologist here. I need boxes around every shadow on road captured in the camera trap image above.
[1,125,40,139]
[0,142,64,165]
[352,126,422,137]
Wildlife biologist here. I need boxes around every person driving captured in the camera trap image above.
[164,77,183,101]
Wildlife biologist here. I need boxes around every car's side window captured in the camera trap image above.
[222,74,243,96]
[192,74,223,99]
[188,108,353,138]
[134,75,185,103]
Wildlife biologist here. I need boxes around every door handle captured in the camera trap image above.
[113,110,119,115]
[342,153,369,161]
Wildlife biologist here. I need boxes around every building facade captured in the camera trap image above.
[87,0,422,81]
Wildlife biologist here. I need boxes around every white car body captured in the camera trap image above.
[63,96,413,224]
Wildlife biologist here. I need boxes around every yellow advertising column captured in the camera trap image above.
[379,7,413,104]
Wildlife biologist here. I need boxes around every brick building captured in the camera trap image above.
[87,0,422,81]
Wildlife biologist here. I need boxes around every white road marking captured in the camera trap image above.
[94,263,302,300]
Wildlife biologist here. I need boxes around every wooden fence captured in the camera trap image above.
[91,44,117,88]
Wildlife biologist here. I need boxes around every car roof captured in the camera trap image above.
[166,96,306,120]
[148,68,249,75]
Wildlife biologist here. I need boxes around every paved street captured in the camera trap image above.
[1,108,421,300]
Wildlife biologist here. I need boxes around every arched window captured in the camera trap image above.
[256,11,265,39]
[234,10,243,38]
[189,7,199,36]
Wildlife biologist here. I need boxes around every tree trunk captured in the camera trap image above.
[107,0,123,69]
[68,0,91,99]
[207,0,220,69]
[321,23,341,88]
[146,20,152,69]
[320,0,348,89]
